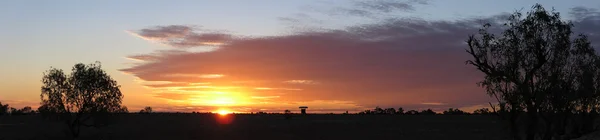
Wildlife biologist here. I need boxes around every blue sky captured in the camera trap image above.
[0,0,599,112]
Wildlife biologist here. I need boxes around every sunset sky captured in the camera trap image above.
[1,0,599,113]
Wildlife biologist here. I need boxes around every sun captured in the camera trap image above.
[217,109,231,116]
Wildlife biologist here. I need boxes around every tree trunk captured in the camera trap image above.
[541,114,553,140]
[67,117,81,140]
[69,123,80,139]
[526,107,538,140]
[557,112,567,136]
[509,109,521,140]
[581,112,595,135]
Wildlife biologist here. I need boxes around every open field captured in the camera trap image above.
[0,114,510,140]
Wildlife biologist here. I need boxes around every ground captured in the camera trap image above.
[0,114,510,140]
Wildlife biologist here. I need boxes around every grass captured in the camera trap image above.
[0,114,510,140]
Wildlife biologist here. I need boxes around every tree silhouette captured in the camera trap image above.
[9,107,19,115]
[405,110,419,115]
[442,108,467,115]
[359,107,407,115]
[384,108,396,115]
[140,106,153,113]
[473,108,492,115]
[13,106,33,115]
[358,110,373,114]
[0,102,9,116]
[38,103,61,121]
[419,109,436,115]
[284,110,292,119]
[374,106,384,114]
[117,106,128,113]
[466,4,599,140]
[397,107,404,115]
[21,106,33,114]
[40,62,124,138]
[6,106,33,115]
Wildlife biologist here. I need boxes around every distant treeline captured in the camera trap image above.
[0,102,35,116]
[357,107,492,115]
[1,103,494,116]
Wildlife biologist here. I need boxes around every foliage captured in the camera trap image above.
[384,108,396,114]
[397,107,404,115]
[358,107,445,115]
[442,108,468,115]
[40,62,124,138]
[359,107,404,115]
[466,4,600,140]
[405,110,419,115]
[374,106,384,114]
[10,107,18,115]
[284,110,292,119]
[21,106,33,114]
[140,106,153,113]
[0,102,9,116]
[117,106,128,113]
[256,111,267,114]
[38,103,63,121]
[10,106,33,115]
[472,108,492,115]
[358,109,374,114]
[419,109,436,115]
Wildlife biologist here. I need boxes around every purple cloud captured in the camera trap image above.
[122,6,600,112]
[128,25,233,48]
[338,0,429,18]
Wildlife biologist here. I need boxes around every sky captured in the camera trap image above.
[1,0,599,113]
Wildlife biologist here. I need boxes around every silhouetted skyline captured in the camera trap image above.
[1,0,599,113]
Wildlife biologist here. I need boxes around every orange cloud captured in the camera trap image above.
[121,7,600,113]
[421,102,445,106]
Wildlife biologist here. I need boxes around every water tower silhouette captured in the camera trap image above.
[299,106,308,114]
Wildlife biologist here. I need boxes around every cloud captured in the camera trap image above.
[570,7,600,43]
[337,0,429,18]
[163,74,225,79]
[154,93,198,101]
[170,33,231,47]
[277,13,325,30]
[284,80,319,85]
[250,96,280,99]
[126,50,188,62]
[144,99,367,113]
[122,18,496,110]
[122,6,600,112]
[144,82,199,88]
[570,7,600,21]
[421,102,445,106]
[136,25,191,39]
[356,0,428,13]
[128,25,233,48]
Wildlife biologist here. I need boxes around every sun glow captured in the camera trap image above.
[210,97,236,105]
[178,87,250,105]
[217,109,231,115]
